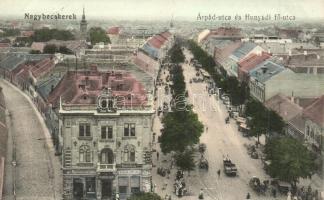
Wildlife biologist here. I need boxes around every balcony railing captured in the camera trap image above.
[97,163,116,172]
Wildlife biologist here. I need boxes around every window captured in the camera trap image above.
[100,148,114,164]
[118,177,128,194]
[101,126,113,139]
[130,149,136,162]
[79,145,91,163]
[124,123,135,137]
[79,123,91,137]
[124,145,136,163]
[130,176,140,194]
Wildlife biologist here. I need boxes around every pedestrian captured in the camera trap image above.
[272,188,277,198]
[246,192,251,199]
[157,152,159,161]
[217,169,221,177]
[199,188,204,199]
[206,126,208,132]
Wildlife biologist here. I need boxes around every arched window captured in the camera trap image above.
[100,148,114,164]
[79,145,91,163]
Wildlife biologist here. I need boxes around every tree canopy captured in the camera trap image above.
[174,149,196,172]
[32,28,74,42]
[43,44,73,54]
[89,27,111,45]
[168,44,185,64]
[128,192,162,200]
[264,137,316,185]
[160,110,204,153]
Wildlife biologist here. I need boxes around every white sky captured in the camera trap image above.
[0,0,323,21]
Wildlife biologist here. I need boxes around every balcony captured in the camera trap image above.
[97,163,116,172]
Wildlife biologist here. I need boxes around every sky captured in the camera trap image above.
[0,0,324,21]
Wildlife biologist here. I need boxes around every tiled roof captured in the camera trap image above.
[214,41,241,65]
[0,55,25,71]
[282,54,324,67]
[0,43,10,48]
[239,52,271,73]
[249,60,285,82]
[107,27,120,35]
[231,42,257,60]
[265,93,303,121]
[48,69,148,107]
[31,42,46,52]
[147,37,163,49]
[303,95,324,127]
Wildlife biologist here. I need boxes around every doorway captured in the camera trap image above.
[101,179,112,199]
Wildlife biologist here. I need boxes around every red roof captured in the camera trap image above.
[107,27,120,35]
[303,95,324,127]
[238,52,271,73]
[148,37,163,49]
[160,31,171,39]
[30,58,55,78]
[0,43,10,48]
[48,69,148,107]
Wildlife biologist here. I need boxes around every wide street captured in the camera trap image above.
[151,49,287,200]
[0,80,62,200]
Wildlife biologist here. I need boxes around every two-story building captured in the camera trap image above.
[48,66,154,200]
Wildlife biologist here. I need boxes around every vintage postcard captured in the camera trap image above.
[0,0,323,200]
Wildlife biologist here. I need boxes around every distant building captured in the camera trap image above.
[303,95,324,153]
[80,7,88,41]
[48,67,154,200]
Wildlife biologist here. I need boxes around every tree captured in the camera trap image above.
[32,28,74,42]
[169,44,185,64]
[29,50,41,54]
[174,149,196,174]
[58,46,73,54]
[160,109,204,154]
[128,192,162,200]
[43,44,58,54]
[89,27,111,45]
[264,137,316,186]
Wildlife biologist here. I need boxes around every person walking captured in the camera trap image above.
[156,151,159,161]
[246,192,251,199]
[217,169,221,178]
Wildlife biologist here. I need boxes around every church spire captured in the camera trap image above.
[82,6,86,21]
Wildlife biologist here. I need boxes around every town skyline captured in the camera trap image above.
[0,0,324,21]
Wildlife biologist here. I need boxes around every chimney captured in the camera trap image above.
[291,91,294,103]
[317,54,320,60]
[303,51,307,56]
[288,50,292,56]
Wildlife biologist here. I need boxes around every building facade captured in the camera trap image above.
[50,69,154,200]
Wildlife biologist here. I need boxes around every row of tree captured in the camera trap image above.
[32,28,75,42]
[159,44,203,173]
[30,44,73,54]
[187,40,249,106]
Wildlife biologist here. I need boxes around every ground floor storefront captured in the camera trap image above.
[63,168,151,200]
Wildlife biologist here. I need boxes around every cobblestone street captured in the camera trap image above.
[0,80,62,200]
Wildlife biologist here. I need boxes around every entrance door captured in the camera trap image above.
[73,179,84,200]
[101,180,112,199]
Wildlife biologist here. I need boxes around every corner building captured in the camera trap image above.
[49,66,154,200]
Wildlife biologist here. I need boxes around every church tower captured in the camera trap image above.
[80,7,88,40]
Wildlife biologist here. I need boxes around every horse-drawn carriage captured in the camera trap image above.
[249,176,267,195]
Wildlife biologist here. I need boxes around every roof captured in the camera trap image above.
[214,41,241,65]
[147,37,163,49]
[282,53,324,67]
[0,55,25,70]
[231,42,257,60]
[249,60,285,82]
[47,69,148,107]
[37,73,63,99]
[0,43,10,48]
[31,42,46,52]
[238,52,272,73]
[107,27,120,35]
[303,95,324,127]
[265,93,303,121]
